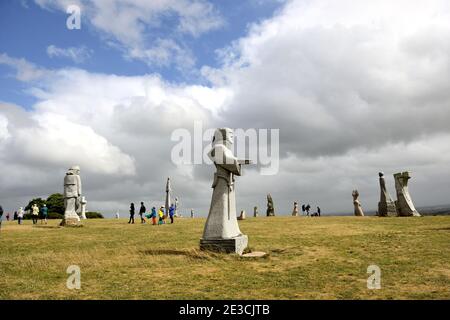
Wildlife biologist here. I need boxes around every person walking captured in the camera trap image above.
[13,211,18,220]
[151,207,157,225]
[17,207,24,225]
[40,204,48,224]
[317,206,321,217]
[0,205,3,230]
[128,203,135,224]
[139,202,146,224]
[31,203,39,225]
[169,204,175,224]
[6,212,10,221]
[305,204,311,217]
[301,204,306,216]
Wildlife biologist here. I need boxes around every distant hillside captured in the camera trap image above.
[332,204,450,216]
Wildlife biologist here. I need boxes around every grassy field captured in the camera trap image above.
[0,216,449,300]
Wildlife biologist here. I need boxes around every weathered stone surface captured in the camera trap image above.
[352,190,364,216]
[200,235,248,255]
[80,196,87,220]
[394,171,421,217]
[292,201,299,216]
[266,194,275,216]
[200,128,250,255]
[59,217,82,227]
[62,166,82,226]
[242,251,267,258]
[378,172,397,217]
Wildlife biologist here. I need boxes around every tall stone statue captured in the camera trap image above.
[174,197,179,217]
[61,165,82,226]
[200,128,251,255]
[266,194,275,216]
[80,196,87,219]
[394,172,421,217]
[165,177,171,218]
[352,190,364,216]
[253,206,259,217]
[292,201,299,216]
[378,172,397,217]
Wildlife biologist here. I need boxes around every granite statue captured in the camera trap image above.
[378,172,397,217]
[61,165,82,226]
[352,189,364,216]
[200,128,251,255]
[292,201,299,216]
[394,172,421,217]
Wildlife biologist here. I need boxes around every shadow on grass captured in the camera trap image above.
[428,227,450,231]
[33,225,61,229]
[139,248,223,260]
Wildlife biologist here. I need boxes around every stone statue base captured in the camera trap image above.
[60,217,82,227]
[200,235,248,255]
[378,201,397,217]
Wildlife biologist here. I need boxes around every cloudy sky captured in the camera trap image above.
[1,0,450,217]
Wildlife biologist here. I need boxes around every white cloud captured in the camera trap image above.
[35,0,224,69]
[0,53,49,81]
[46,45,92,63]
[2,0,450,217]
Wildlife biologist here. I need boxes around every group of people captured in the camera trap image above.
[0,204,48,226]
[128,202,176,225]
[302,204,321,217]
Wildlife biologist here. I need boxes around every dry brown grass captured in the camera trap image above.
[0,216,449,299]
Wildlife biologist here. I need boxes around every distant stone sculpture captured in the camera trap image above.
[165,177,171,218]
[394,172,421,217]
[61,165,82,226]
[253,206,258,217]
[200,128,251,255]
[292,201,299,216]
[266,194,275,216]
[238,210,246,220]
[378,172,397,217]
[80,196,87,220]
[174,197,179,217]
[352,190,364,216]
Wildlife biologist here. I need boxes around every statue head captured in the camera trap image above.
[70,165,80,175]
[212,128,234,148]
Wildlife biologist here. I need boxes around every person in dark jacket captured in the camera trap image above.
[169,204,175,224]
[40,204,48,224]
[317,206,321,217]
[128,203,135,224]
[139,202,146,224]
[0,205,3,230]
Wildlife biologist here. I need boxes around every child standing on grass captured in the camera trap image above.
[158,206,164,225]
[150,207,157,225]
